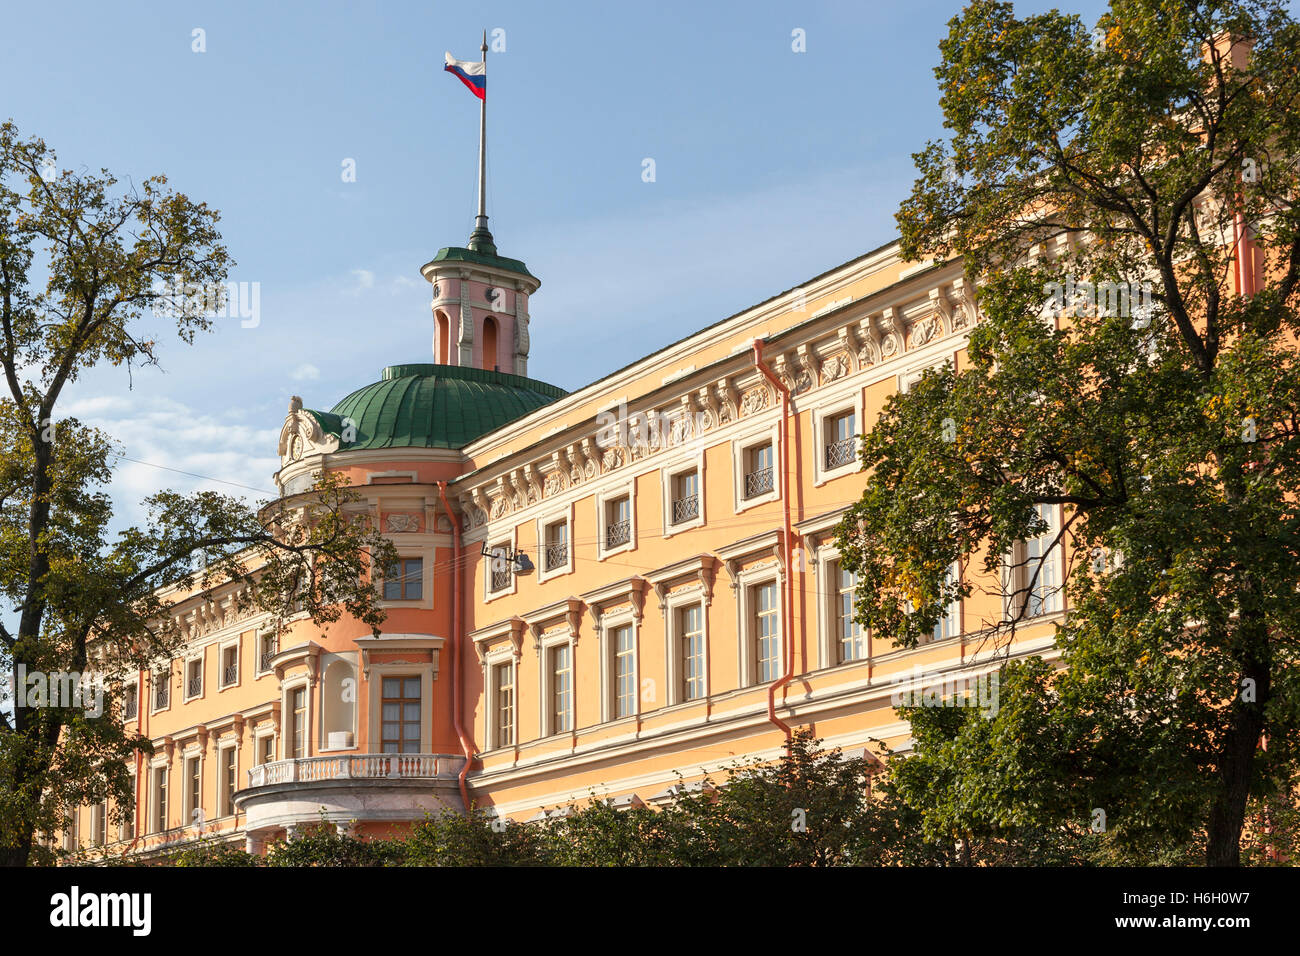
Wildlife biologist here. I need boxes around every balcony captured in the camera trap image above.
[236,753,467,842]
[154,685,169,709]
[490,566,512,593]
[222,664,238,686]
[825,437,857,469]
[671,494,699,524]
[543,542,568,572]
[605,519,630,550]
[123,695,137,720]
[744,466,774,499]
[186,676,202,698]
[259,646,277,673]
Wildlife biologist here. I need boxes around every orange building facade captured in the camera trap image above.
[59,217,1076,860]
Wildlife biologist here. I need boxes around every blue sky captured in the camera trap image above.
[0,0,1116,520]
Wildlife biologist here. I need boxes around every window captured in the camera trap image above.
[63,812,78,853]
[123,683,138,720]
[679,606,705,701]
[184,755,201,826]
[754,582,780,682]
[93,801,107,847]
[825,410,857,470]
[488,541,513,593]
[381,677,421,753]
[907,562,961,644]
[185,657,202,700]
[744,443,775,499]
[671,469,700,524]
[289,686,307,759]
[611,624,636,718]
[493,662,514,748]
[152,766,167,834]
[219,747,237,816]
[384,558,423,601]
[119,779,135,841]
[258,633,278,674]
[550,644,572,734]
[257,734,276,766]
[834,561,865,662]
[1024,504,1062,617]
[605,495,631,550]
[153,670,169,710]
[544,520,569,572]
[220,644,238,688]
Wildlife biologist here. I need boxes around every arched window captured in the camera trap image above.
[482,316,499,371]
[435,311,450,363]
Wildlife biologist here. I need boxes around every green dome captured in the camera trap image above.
[309,364,566,451]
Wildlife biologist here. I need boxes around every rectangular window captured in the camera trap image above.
[544,521,569,572]
[93,801,107,847]
[384,558,423,600]
[185,658,202,699]
[258,633,278,673]
[381,676,422,754]
[289,686,307,759]
[153,670,169,710]
[671,470,700,524]
[123,683,138,720]
[754,582,780,682]
[488,541,513,593]
[220,645,238,688]
[63,812,78,853]
[551,644,572,733]
[611,624,636,718]
[835,561,865,662]
[605,496,631,550]
[744,443,775,498]
[152,766,167,834]
[1025,505,1061,617]
[825,411,857,469]
[120,779,135,841]
[258,735,276,766]
[219,747,237,816]
[185,756,201,824]
[493,663,514,748]
[679,605,705,701]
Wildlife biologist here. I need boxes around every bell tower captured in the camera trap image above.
[421,30,541,376]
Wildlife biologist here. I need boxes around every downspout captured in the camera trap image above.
[125,665,145,856]
[437,481,476,810]
[752,340,795,750]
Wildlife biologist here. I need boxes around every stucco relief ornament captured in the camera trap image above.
[909,315,940,349]
[740,386,769,417]
[880,333,900,358]
[544,471,566,497]
[821,351,851,384]
[386,513,420,533]
[490,496,508,520]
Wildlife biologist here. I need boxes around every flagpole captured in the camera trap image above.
[469,29,494,253]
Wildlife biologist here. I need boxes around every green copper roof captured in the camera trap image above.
[314,364,566,451]
[425,246,538,281]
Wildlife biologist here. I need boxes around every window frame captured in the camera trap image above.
[730,422,782,514]
[811,389,866,486]
[483,527,518,602]
[183,654,204,702]
[596,480,637,560]
[535,503,574,583]
[218,743,238,817]
[660,450,705,537]
[382,554,427,603]
[218,636,240,690]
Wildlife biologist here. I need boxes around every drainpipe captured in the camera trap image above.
[125,665,145,856]
[752,339,795,750]
[437,481,476,810]
[1233,210,1257,298]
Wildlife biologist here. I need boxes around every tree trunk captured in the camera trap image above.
[1205,648,1268,866]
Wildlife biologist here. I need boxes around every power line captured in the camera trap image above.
[112,455,276,496]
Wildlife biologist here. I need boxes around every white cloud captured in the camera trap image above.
[291,363,321,381]
[350,268,375,291]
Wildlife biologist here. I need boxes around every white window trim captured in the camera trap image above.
[283,678,312,760]
[483,648,519,751]
[535,502,575,583]
[253,728,277,766]
[897,351,955,394]
[598,610,640,723]
[182,653,204,703]
[731,422,782,514]
[380,548,433,609]
[118,772,136,841]
[811,390,865,486]
[217,635,241,691]
[122,678,139,721]
[255,630,279,678]
[367,665,435,754]
[1000,504,1064,623]
[538,630,575,737]
[739,570,783,688]
[182,749,203,828]
[814,545,869,669]
[664,593,709,707]
[217,743,238,818]
[596,480,637,560]
[661,450,705,537]
[483,527,519,602]
[150,666,171,715]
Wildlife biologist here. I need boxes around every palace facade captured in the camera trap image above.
[59,214,1077,859]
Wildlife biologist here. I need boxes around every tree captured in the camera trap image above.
[837,0,1300,865]
[0,122,395,867]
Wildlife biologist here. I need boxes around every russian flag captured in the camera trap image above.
[444,52,486,100]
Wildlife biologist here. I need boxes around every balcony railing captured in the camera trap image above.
[259,646,278,672]
[605,519,631,550]
[154,684,169,709]
[744,466,774,499]
[543,542,568,572]
[123,696,137,720]
[222,664,238,686]
[490,566,512,592]
[246,753,467,788]
[825,437,857,469]
[671,494,699,524]
[186,676,202,698]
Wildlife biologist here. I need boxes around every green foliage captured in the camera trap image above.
[0,122,396,865]
[842,0,1300,865]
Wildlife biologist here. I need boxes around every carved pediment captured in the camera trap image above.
[278,397,341,467]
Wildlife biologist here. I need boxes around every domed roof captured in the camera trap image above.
[306,364,566,451]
